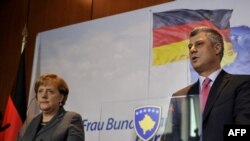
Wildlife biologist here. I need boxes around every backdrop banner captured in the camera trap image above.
[28,0,250,140]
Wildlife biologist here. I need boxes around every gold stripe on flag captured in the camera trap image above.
[153,40,189,66]
[221,41,237,67]
[153,40,237,66]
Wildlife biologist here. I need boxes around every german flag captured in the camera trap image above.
[152,9,236,66]
[0,49,27,141]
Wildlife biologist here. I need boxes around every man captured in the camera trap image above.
[171,26,250,141]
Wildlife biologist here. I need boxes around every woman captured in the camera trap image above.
[18,73,85,141]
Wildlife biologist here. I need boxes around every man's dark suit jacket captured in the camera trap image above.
[18,108,85,141]
[173,70,250,141]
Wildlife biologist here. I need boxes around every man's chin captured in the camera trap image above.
[192,66,203,74]
[192,65,200,71]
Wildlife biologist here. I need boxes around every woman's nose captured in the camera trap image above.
[41,92,48,97]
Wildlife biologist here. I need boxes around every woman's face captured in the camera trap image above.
[37,82,64,114]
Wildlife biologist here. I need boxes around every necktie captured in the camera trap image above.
[201,78,211,111]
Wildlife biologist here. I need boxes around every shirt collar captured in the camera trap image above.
[199,68,222,87]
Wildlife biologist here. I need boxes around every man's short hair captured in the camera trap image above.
[189,26,224,60]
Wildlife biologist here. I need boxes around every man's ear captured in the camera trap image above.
[214,43,222,55]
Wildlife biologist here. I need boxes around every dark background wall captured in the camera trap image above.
[0,0,173,114]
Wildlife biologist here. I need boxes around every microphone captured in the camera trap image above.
[0,123,10,132]
[25,96,38,123]
[0,111,11,132]
[26,96,37,114]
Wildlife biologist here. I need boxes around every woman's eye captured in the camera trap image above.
[38,89,43,93]
[47,90,54,94]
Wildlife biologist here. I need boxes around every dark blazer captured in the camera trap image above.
[18,108,85,141]
[173,70,250,141]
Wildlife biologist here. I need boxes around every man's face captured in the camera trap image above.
[188,32,221,76]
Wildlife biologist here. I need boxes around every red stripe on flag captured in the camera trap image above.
[0,49,27,141]
[0,96,23,141]
[153,20,231,47]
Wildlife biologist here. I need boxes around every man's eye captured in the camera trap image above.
[188,44,193,49]
[195,42,204,47]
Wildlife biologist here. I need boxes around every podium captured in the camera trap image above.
[97,95,200,141]
[161,95,201,141]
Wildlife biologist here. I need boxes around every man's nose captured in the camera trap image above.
[189,45,197,53]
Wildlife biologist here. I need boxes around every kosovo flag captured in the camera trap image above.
[152,9,235,66]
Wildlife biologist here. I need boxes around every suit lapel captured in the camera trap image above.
[203,70,231,122]
[36,108,65,137]
[26,114,42,140]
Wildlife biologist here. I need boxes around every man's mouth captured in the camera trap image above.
[191,56,198,61]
